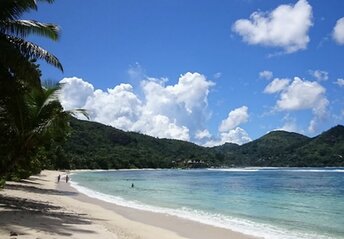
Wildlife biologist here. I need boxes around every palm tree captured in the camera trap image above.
[0,0,63,88]
[0,0,69,180]
[0,83,87,178]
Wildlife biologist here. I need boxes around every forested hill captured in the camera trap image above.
[57,118,344,169]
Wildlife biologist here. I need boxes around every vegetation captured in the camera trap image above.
[58,118,214,169]
[0,0,71,183]
[53,118,344,170]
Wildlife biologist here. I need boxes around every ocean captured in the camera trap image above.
[71,168,344,239]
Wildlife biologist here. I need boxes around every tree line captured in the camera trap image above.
[54,118,344,170]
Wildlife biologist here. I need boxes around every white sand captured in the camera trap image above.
[0,170,257,239]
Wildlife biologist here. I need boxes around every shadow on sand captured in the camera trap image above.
[0,181,97,236]
[4,183,78,196]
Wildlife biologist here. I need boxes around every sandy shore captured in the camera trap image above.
[0,170,257,239]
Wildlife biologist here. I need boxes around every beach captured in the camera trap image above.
[0,170,256,239]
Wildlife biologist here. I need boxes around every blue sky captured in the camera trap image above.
[26,0,344,145]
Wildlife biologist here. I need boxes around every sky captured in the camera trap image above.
[25,0,344,146]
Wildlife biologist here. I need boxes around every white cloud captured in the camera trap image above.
[232,0,313,53]
[276,77,328,117]
[203,106,251,146]
[333,17,344,45]
[59,72,214,142]
[132,114,190,141]
[259,70,273,80]
[334,78,344,87]
[59,77,94,110]
[220,127,252,145]
[59,75,254,146]
[195,129,211,140]
[83,84,142,129]
[204,127,251,146]
[141,72,215,134]
[309,70,328,81]
[219,106,249,132]
[264,78,290,94]
[266,77,329,133]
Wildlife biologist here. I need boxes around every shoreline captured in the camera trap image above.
[0,170,256,239]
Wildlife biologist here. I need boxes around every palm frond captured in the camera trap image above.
[66,109,90,120]
[0,0,37,21]
[7,35,63,71]
[1,20,60,40]
[0,0,55,21]
[0,34,42,87]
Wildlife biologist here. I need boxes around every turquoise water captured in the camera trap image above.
[71,168,344,239]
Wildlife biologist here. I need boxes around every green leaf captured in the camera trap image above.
[2,20,60,40]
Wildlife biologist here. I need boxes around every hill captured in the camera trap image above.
[55,118,344,169]
[60,118,218,169]
[294,125,344,166]
[234,131,311,166]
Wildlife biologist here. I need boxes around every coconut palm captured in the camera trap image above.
[0,0,69,180]
[0,0,63,87]
[0,83,87,178]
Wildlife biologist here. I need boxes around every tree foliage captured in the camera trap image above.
[0,0,70,182]
[54,119,344,170]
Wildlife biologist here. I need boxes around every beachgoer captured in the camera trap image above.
[57,174,61,183]
[66,175,69,183]
[131,183,134,188]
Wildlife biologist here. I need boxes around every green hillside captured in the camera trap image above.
[56,118,344,169]
[294,125,344,166]
[235,131,311,166]
[61,118,217,169]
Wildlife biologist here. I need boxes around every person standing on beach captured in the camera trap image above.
[66,175,69,183]
[57,175,61,183]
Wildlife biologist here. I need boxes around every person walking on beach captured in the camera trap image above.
[66,175,69,183]
[131,183,134,188]
[57,175,61,183]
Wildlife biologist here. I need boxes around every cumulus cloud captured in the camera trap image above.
[335,78,344,87]
[132,114,190,141]
[140,72,214,135]
[219,106,249,132]
[219,127,252,145]
[333,17,344,45]
[195,129,211,140]
[59,77,94,110]
[259,70,273,80]
[59,75,254,146]
[204,127,251,146]
[276,77,328,117]
[264,78,290,94]
[309,70,328,81]
[202,106,251,146]
[59,72,214,142]
[232,0,313,53]
[83,84,142,129]
[265,76,329,133]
